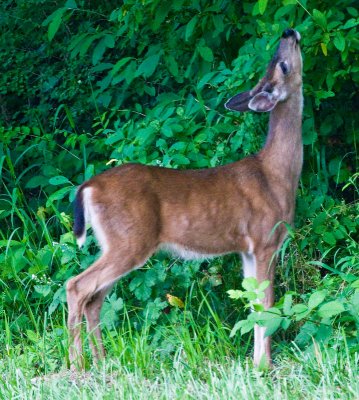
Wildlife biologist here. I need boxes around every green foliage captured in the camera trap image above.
[0,0,358,366]
[229,276,359,352]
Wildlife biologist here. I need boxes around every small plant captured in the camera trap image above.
[228,276,359,354]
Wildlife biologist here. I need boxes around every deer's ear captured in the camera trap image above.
[224,91,252,112]
[248,92,278,112]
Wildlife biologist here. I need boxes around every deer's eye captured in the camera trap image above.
[280,61,289,75]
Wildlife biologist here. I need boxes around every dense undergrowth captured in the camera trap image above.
[0,0,358,395]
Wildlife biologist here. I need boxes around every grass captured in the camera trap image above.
[3,357,359,400]
[0,311,358,400]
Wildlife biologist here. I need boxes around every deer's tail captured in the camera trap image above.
[73,186,87,247]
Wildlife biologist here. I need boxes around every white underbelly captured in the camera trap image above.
[159,243,223,260]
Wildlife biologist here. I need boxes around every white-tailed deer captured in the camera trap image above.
[67,28,303,368]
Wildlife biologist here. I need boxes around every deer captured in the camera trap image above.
[66,28,303,369]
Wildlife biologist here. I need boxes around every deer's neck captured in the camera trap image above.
[259,89,303,189]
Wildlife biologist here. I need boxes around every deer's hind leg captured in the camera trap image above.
[84,286,111,361]
[66,248,152,369]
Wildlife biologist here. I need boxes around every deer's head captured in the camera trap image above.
[225,29,302,113]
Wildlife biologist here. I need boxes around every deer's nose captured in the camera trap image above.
[282,29,295,38]
[282,28,301,42]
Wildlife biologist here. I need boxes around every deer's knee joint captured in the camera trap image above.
[67,278,78,298]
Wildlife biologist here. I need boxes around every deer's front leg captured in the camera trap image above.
[254,248,276,367]
[241,247,276,367]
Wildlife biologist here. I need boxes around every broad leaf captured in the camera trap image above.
[137,54,161,78]
[308,290,327,310]
[198,46,214,62]
[258,0,268,15]
[242,277,258,291]
[318,301,345,318]
[333,32,345,52]
[47,8,66,41]
[49,175,71,186]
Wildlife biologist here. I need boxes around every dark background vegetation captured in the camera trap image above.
[0,0,358,370]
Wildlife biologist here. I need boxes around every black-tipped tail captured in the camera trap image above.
[73,187,85,238]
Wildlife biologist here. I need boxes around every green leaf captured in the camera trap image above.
[26,330,39,343]
[49,175,71,185]
[303,129,318,145]
[104,34,115,48]
[129,275,143,291]
[258,0,268,15]
[292,304,310,321]
[292,304,308,313]
[308,290,326,310]
[320,42,328,56]
[26,175,48,188]
[315,323,332,343]
[198,46,214,62]
[49,287,66,315]
[258,280,270,292]
[264,317,282,337]
[64,104,76,129]
[283,294,293,315]
[243,291,260,301]
[230,319,255,337]
[322,231,336,246]
[253,303,265,312]
[79,35,98,57]
[84,164,94,181]
[313,9,327,30]
[144,269,158,287]
[65,0,77,8]
[166,55,179,77]
[256,308,281,322]
[318,301,345,318]
[48,8,66,41]
[281,317,291,330]
[34,284,51,297]
[137,127,156,145]
[185,16,198,41]
[197,72,216,89]
[333,32,345,52]
[111,57,133,75]
[152,3,170,31]
[135,284,152,301]
[342,18,359,29]
[227,289,243,300]
[295,322,318,347]
[92,37,107,65]
[46,186,72,206]
[136,54,161,78]
[172,154,190,166]
[347,7,358,17]
[242,277,258,291]
[313,212,327,230]
[240,320,255,334]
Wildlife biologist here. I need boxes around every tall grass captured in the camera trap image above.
[0,313,358,399]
